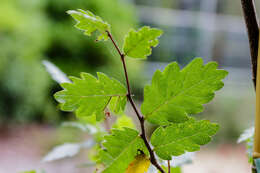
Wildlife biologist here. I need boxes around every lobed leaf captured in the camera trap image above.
[54,72,127,121]
[151,118,219,160]
[67,9,110,41]
[123,26,163,59]
[99,128,148,173]
[141,58,228,125]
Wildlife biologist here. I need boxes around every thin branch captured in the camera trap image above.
[168,160,171,173]
[106,31,166,173]
[241,0,259,88]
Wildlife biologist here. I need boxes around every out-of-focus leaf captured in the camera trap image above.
[237,126,254,143]
[42,141,95,162]
[255,158,260,172]
[42,60,71,84]
[67,9,110,41]
[123,26,162,59]
[112,114,136,130]
[62,121,99,134]
[238,126,254,163]
[126,154,150,173]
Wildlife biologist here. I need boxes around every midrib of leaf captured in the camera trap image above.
[104,135,140,170]
[57,94,126,98]
[125,35,151,56]
[145,71,213,117]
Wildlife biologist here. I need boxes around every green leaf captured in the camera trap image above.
[67,9,110,41]
[151,118,219,160]
[54,72,127,121]
[99,128,147,173]
[141,58,228,125]
[160,165,182,173]
[123,26,163,59]
[112,114,136,130]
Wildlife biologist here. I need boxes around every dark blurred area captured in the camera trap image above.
[0,0,258,172]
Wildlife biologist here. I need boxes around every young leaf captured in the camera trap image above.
[158,165,182,173]
[54,72,127,121]
[126,154,150,173]
[67,9,110,41]
[141,58,228,125]
[151,118,219,160]
[99,128,148,173]
[123,26,163,59]
[112,114,136,130]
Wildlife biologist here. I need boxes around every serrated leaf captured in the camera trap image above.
[112,114,136,130]
[54,72,127,121]
[141,58,228,125]
[67,9,110,41]
[126,154,150,173]
[99,128,147,173]
[123,26,163,59]
[151,118,219,160]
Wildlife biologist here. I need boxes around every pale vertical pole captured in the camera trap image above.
[254,29,260,159]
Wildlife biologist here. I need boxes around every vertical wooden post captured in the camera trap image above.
[254,31,260,159]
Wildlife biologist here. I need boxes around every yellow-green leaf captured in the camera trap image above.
[126,154,150,173]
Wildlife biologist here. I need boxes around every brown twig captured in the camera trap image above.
[241,0,259,88]
[106,30,166,173]
[168,160,171,173]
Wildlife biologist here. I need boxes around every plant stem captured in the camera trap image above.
[241,0,259,88]
[168,160,171,173]
[106,31,166,173]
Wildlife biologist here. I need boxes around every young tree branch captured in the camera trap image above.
[168,160,171,173]
[241,0,259,88]
[106,31,166,173]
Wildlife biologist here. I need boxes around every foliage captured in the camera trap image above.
[141,58,228,125]
[238,126,254,163]
[51,8,227,173]
[99,128,148,173]
[54,72,127,121]
[126,154,150,173]
[123,26,163,59]
[67,9,110,41]
[151,118,219,160]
